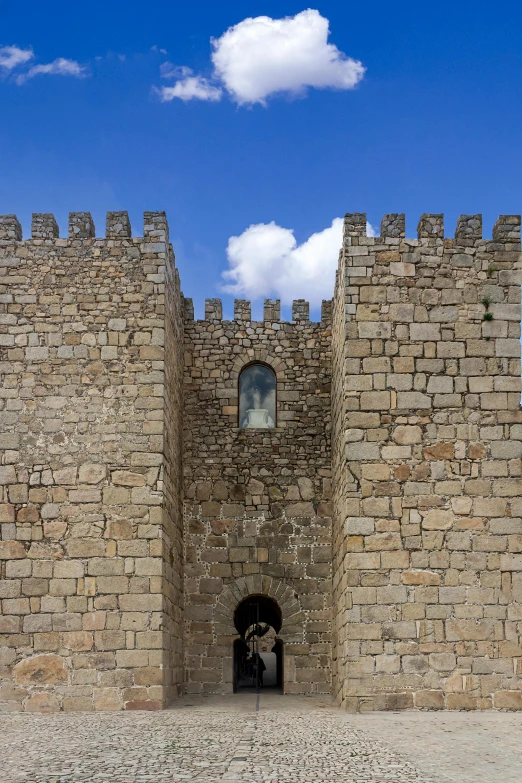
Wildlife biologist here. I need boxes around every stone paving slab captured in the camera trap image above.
[0,695,520,782]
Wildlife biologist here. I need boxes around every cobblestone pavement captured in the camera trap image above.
[350,711,522,783]
[0,694,520,783]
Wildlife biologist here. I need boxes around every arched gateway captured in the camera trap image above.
[213,576,306,694]
[233,595,284,691]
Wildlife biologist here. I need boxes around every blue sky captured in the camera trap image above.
[1,1,522,319]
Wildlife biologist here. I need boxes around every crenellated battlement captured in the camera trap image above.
[343,212,521,243]
[2,208,519,246]
[0,210,169,241]
[185,296,332,324]
[2,207,520,328]
[337,211,522,292]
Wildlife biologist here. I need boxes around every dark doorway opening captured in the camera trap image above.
[233,595,283,693]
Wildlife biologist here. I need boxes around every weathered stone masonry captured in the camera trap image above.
[1,208,522,712]
[332,212,522,711]
[0,211,184,712]
[182,297,332,695]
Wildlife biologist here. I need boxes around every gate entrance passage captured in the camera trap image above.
[233,595,283,693]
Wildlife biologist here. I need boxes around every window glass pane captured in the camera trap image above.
[239,365,276,428]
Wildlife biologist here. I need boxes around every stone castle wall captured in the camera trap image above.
[0,212,184,712]
[1,206,522,712]
[182,298,333,694]
[332,212,522,711]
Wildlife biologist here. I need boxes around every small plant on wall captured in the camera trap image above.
[481,295,493,338]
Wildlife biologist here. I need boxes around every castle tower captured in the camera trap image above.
[332,212,522,711]
[0,212,184,711]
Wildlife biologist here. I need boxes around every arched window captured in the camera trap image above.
[239,363,276,429]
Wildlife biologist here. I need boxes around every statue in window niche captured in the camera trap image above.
[241,384,275,429]
[239,364,276,429]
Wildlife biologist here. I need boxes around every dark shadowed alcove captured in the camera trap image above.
[233,595,283,692]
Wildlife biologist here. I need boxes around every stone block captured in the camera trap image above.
[95,631,126,651]
[410,323,440,341]
[446,694,478,710]
[415,690,445,709]
[402,571,440,586]
[93,688,123,711]
[360,391,390,410]
[390,262,415,276]
[0,466,17,485]
[13,654,67,685]
[493,691,522,709]
[24,692,61,714]
[397,392,431,409]
[422,510,453,530]
[78,462,107,484]
[0,541,26,559]
[345,517,375,535]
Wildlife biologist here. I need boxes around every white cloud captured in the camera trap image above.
[0,45,34,72]
[157,64,222,102]
[17,57,87,84]
[221,218,376,306]
[160,61,181,78]
[212,9,365,105]
[158,9,365,106]
[157,73,222,102]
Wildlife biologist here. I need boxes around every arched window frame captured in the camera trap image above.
[238,361,277,429]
